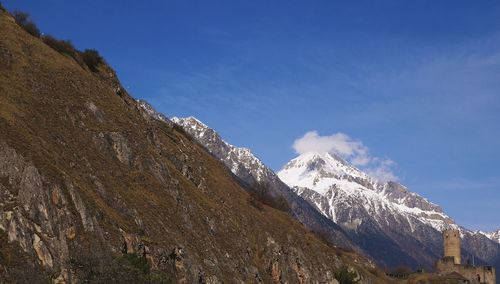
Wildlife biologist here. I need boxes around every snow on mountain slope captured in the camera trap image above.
[278,151,500,269]
[171,116,270,183]
[481,229,500,244]
[279,151,468,268]
[278,151,456,232]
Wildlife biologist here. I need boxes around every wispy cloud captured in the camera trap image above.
[364,158,398,183]
[293,131,398,182]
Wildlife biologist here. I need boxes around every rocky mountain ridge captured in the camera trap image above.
[481,230,500,244]
[172,117,270,183]
[0,8,392,283]
[278,152,455,233]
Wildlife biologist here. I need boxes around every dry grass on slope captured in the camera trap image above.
[0,8,393,283]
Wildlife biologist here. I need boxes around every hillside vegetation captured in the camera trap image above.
[0,7,392,283]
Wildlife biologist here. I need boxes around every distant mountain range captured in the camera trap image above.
[173,116,500,271]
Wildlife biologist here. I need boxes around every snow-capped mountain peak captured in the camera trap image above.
[279,151,374,194]
[278,150,456,233]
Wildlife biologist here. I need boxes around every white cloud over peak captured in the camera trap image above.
[293,131,398,182]
[292,131,370,165]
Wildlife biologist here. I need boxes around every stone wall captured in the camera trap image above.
[436,258,496,284]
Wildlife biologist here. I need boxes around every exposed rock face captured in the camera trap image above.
[0,142,71,279]
[93,131,133,166]
[0,9,390,283]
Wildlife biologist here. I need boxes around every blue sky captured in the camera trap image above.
[4,0,500,231]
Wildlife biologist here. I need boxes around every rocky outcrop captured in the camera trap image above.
[0,142,76,282]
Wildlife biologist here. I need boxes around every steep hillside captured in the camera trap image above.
[0,8,391,283]
[172,116,356,250]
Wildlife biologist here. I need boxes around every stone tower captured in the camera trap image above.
[443,229,461,264]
